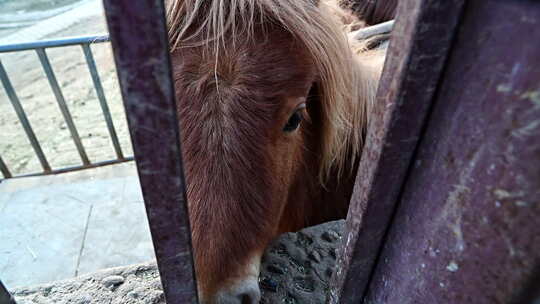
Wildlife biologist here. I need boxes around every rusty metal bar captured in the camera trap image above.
[364,1,540,303]
[81,43,124,160]
[36,48,90,166]
[0,154,11,179]
[0,35,109,53]
[102,1,199,303]
[6,157,133,180]
[0,59,51,173]
[330,0,466,302]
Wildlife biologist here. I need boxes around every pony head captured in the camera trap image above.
[166,0,376,302]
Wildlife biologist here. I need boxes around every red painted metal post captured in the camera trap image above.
[102,1,198,303]
[365,1,540,303]
[330,0,466,302]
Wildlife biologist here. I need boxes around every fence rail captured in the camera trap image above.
[0,34,133,180]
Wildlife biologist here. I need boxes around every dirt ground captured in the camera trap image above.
[11,221,345,304]
[0,13,134,176]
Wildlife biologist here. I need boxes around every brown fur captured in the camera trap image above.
[167,0,383,301]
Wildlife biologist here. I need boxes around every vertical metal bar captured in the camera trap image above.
[36,48,90,166]
[81,43,124,160]
[330,0,466,302]
[0,59,51,173]
[0,280,17,304]
[364,1,540,303]
[102,1,198,303]
[0,154,11,179]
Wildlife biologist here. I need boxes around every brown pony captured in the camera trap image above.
[166,0,386,303]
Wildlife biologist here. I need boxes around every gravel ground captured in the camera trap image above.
[11,220,345,304]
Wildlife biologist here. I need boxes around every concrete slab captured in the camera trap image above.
[122,175,143,203]
[55,176,128,205]
[77,200,154,275]
[0,161,150,288]
[0,190,11,213]
[0,192,90,288]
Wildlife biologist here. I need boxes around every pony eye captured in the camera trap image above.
[283,104,306,133]
[283,111,303,132]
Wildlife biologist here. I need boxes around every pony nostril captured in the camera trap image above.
[241,292,256,304]
[237,285,260,304]
[216,277,261,304]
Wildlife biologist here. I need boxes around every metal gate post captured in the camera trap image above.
[364,1,540,303]
[102,0,198,303]
[330,0,466,302]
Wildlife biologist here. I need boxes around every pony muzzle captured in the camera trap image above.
[214,276,261,304]
[199,254,262,304]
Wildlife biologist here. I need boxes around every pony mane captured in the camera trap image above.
[166,0,377,181]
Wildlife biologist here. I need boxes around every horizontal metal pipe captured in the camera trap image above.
[349,20,395,41]
[0,34,109,53]
[81,43,125,160]
[36,48,90,166]
[4,157,134,180]
[0,59,52,173]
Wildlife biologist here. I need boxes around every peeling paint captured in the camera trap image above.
[512,120,540,139]
[493,189,525,200]
[446,261,459,272]
[515,201,529,207]
[439,147,484,252]
[497,84,512,93]
[520,90,540,107]
[520,15,538,24]
[502,234,517,257]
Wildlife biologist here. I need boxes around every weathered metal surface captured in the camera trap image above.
[36,48,91,166]
[82,44,124,160]
[102,0,198,303]
[0,59,51,173]
[329,1,466,302]
[364,1,540,303]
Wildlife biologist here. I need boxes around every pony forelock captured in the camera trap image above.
[166,0,376,182]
